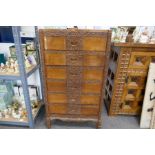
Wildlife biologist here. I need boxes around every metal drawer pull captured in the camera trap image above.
[70,58,78,61]
[70,72,78,76]
[71,99,76,102]
[71,41,78,46]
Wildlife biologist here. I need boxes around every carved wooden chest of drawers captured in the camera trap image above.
[39,28,111,128]
[104,43,155,115]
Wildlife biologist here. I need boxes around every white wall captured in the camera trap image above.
[0,43,14,57]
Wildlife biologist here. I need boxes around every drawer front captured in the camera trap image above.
[42,29,109,51]
[45,52,66,65]
[81,95,100,105]
[83,68,103,81]
[49,104,67,114]
[46,67,67,79]
[82,36,107,51]
[82,82,102,94]
[49,104,99,115]
[47,93,67,104]
[44,36,66,50]
[47,80,66,92]
[80,105,99,115]
[83,54,105,67]
[46,67,104,81]
[44,51,105,67]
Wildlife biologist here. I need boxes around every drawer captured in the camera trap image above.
[44,52,105,67]
[83,68,103,81]
[66,54,83,66]
[49,104,67,114]
[45,52,66,65]
[44,36,66,50]
[81,95,100,105]
[83,55,105,67]
[49,104,99,115]
[47,80,66,92]
[46,66,103,83]
[46,67,67,79]
[82,82,102,94]
[80,105,99,115]
[82,36,107,51]
[48,93,67,104]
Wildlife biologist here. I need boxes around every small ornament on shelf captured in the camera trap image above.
[150,29,155,44]
[139,27,150,43]
[133,26,155,44]
[111,27,129,43]
[26,40,35,51]
[0,63,5,72]
[25,55,32,68]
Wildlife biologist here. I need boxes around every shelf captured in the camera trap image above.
[113,42,155,48]
[0,102,42,127]
[125,94,135,101]
[26,64,40,77]
[0,64,40,80]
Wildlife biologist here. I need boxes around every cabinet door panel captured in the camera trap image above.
[129,52,155,69]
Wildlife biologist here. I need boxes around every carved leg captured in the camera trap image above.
[46,117,51,129]
[96,120,102,129]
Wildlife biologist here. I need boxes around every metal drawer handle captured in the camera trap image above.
[70,57,78,61]
[71,41,78,46]
[70,72,78,76]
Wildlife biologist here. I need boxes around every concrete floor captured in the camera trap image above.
[0,104,140,129]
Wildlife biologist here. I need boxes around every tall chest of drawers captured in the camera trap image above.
[39,28,111,128]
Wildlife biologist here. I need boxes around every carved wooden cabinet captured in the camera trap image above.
[104,43,155,116]
[39,28,111,128]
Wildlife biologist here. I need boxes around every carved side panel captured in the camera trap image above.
[110,48,131,114]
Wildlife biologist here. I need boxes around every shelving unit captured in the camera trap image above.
[104,42,155,116]
[0,26,43,128]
